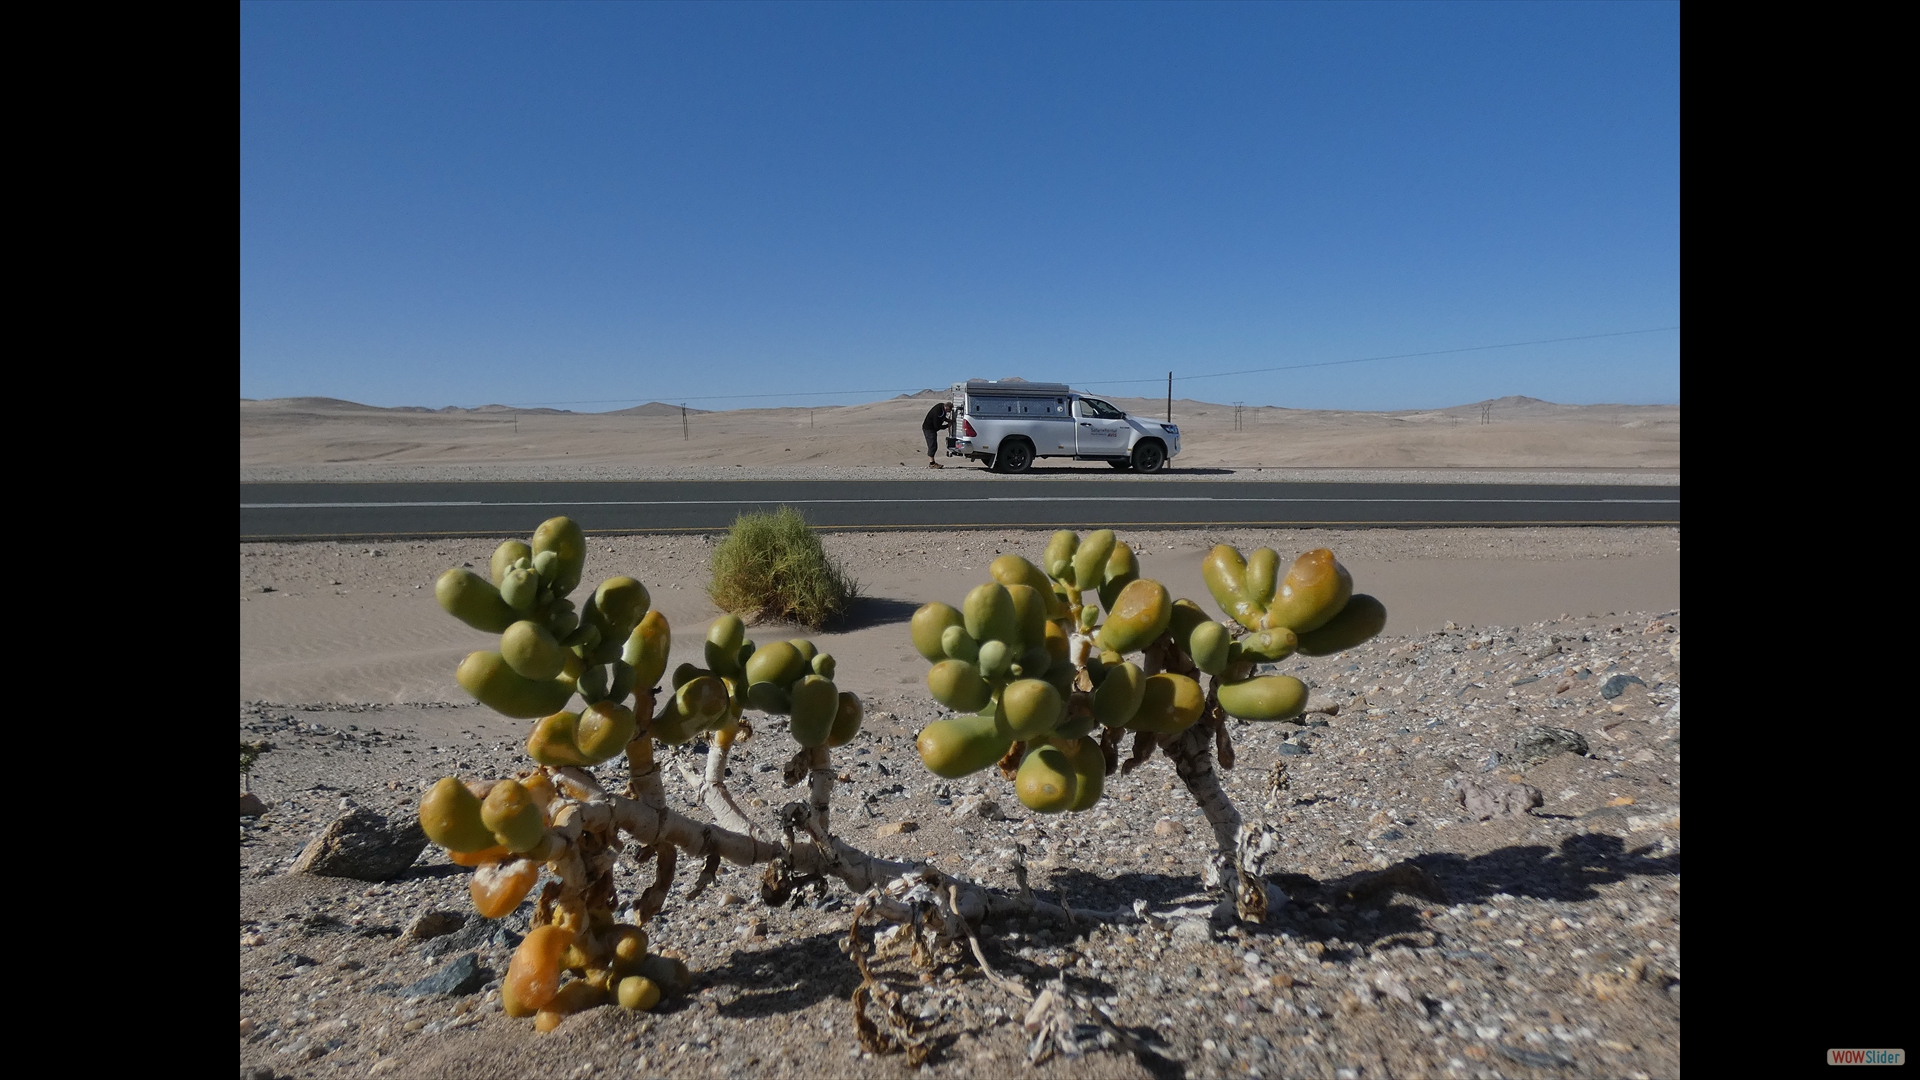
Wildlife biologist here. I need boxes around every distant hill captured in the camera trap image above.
[609,402,714,416]
[242,397,578,415]
[455,404,576,415]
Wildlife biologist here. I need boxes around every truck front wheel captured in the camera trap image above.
[1131,440,1166,474]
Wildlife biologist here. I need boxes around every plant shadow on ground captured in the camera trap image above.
[699,897,1188,1077]
[1020,834,1674,959]
[1267,833,1679,957]
[827,596,923,633]
[702,933,862,1019]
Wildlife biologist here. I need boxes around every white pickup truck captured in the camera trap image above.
[945,380,1181,473]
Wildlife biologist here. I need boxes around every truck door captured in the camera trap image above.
[1075,397,1130,456]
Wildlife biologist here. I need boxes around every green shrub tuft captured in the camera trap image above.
[708,506,858,629]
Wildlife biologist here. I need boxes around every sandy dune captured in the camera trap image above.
[241,393,1678,478]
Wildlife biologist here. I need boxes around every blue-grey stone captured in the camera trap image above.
[422,905,528,960]
[1600,674,1647,700]
[401,953,489,998]
[1276,742,1308,757]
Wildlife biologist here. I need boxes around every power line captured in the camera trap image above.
[505,387,924,407]
[500,325,1678,408]
[1077,326,1681,387]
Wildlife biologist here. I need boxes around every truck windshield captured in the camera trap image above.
[1079,398,1125,419]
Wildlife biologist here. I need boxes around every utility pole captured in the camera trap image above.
[682,404,689,440]
[1166,372,1172,423]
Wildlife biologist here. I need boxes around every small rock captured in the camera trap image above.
[1455,777,1543,821]
[875,821,918,838]
[240,792,269,817]
[950,796,1002,820]
[407,911,466,940]
[1276,742,1308,757]
[1626,810,1680,832]
[290,809,428,881]
[742,916,767,939]
[716,891,744,907]
[422,905,527,958]
[1511,726,1590,767]
[241,933,266,947]
[1172,918,1213,943]
[1153,818,1181,837]
[1600,674,1648,700]
[401,953,489,998]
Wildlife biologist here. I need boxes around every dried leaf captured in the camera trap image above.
[1121,730,1156,776]
[685,850,722,902]
[996,740,1026,782]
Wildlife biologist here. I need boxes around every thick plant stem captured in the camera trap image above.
[604,783,1135,927]
[1166,720,1241,891]
[625,735,666,810]
[807,746,835,840]
[694,737,767,840]
[564,722,1215,931]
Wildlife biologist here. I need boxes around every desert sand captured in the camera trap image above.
[241,520,1679,1080]
[241,527,1677,709]
[240,393,1678,482]
[240,387,1681,1079]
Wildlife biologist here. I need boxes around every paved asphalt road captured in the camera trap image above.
[239,480,1679,540]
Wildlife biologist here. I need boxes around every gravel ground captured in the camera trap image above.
[241,610,1680,1079]
[239,463,1679,486]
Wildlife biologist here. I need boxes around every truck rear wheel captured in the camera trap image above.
[994,440,1034,474]
[1131,440,1166,474]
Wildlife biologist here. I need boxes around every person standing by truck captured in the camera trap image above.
[921,401,953,468]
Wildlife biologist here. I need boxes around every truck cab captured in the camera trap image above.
[946,380,1181,473]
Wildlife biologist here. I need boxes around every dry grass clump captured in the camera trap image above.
[707,507,858,628]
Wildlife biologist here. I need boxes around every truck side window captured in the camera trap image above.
[1080,398,1123,419]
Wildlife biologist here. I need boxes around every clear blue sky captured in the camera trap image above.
[240,3,1678,412]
